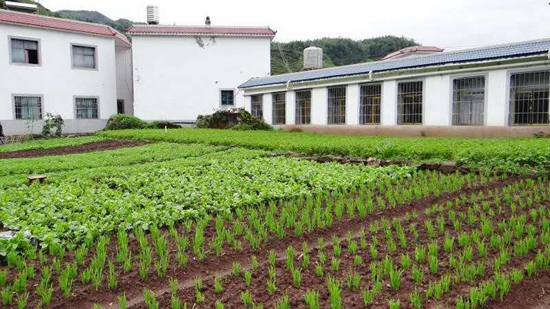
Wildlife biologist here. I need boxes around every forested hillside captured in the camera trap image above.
[271,36,418,75]
[3,1,420,75]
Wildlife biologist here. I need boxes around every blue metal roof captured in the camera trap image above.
[240,39,550,89]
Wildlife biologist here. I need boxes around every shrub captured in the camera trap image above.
[104,115,147,131]
[42,113,64,138]
[196,109,272,131]
[146,121,181,129]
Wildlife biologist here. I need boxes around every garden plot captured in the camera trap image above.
[4,166,541,309]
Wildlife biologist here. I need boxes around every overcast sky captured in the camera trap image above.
[39,0,549,49]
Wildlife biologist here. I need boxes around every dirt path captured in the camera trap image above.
[0,139,150,159]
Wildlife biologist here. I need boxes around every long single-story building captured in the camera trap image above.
[0,9,133,135]
[239,39,550,137]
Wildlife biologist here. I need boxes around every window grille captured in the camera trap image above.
[452,77,485,125]
[11,39,39,64]
[509,71,549,126]
[272,92,286,125]
[14,96,42,120]
[221,90,234,106]
[75,97,99,119]
[295,90,311,125]
[359,84,381,124]
[397,81,423,125]
[327,87,346,124]
[251,95,263,118]
[72,45,96,69]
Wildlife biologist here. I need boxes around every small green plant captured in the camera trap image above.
[388,299,400,309]
[304,290,320,309]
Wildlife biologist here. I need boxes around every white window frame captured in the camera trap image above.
[358,83,383,125]
[71,43,98,70]
[396,79,425,125]
[8,36,41,66]
[12,94,44,120]
[506,67,550,126]
[449,73,488,126]
[74,96,100,119]
[219,89,236,107]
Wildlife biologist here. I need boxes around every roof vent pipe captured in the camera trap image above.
[146,5,159,25]
[205,16,211,26]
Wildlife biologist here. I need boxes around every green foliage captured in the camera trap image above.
[104,114,147,130]
[0,136,103,153]
[98,129,550,172]
[197,109,272,131]
[41,113,64,138]
[271,36,418,75]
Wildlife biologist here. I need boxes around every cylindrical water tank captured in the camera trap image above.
[147,6,159,25]
[303,46,323,70]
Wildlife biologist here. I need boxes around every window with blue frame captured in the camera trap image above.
[221,90,235,106]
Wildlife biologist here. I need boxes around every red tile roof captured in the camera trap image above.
[0,9,131,46]
[127,25,276,38]
[382,46,443,61]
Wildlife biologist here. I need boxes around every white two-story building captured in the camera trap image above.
[128,16,275,123]
[0,9,133,134]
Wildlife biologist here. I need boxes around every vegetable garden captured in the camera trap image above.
[0,130,549,309]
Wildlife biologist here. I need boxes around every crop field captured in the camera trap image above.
[0,131,549,309]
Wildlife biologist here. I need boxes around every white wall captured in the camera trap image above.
[381,80,397,125]
[262,93,273,125]
[0,24,120,134]
[132,35,271,122]
[310,87,328,125]
[487,69,508,126]
[347,84,360,125]
[286,91,296,125]
[116,44,134,115]
[424,75,451,125]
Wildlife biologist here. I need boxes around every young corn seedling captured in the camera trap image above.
[409,288,422,308]
[267,280,276,294]
[401,254,411,269]
[331,257,340,271]
[388,299,400,309]
[143,288,159,309]
[242,290,254,307]
[215,300,224,309]
[214,276,223,294]
[412,265,424,283]
[327,276,342,309]
[304,290,320,309]
[244,270,252,287]
[1,286,13,306]
[292,268,302,287]
[346,269,361,290]
[233,262,242,276]
[389,267,403,291]
[274,294,290,309]
[16,292,28,309]
[286,246,295,270]
[118,294,127,309]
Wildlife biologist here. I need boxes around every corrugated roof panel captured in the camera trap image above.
[240,39,550,88]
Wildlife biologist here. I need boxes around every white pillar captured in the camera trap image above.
[381,80,397,125]
[263,93,273,125]
[311,87,328,125]
[244,95,252,113]
[347,84,360,125]
[487,70,508,126]
[286,91,296,125]
[424,75,451,126]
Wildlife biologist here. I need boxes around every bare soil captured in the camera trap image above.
[0,139,149,159]
[486,271,550,309]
